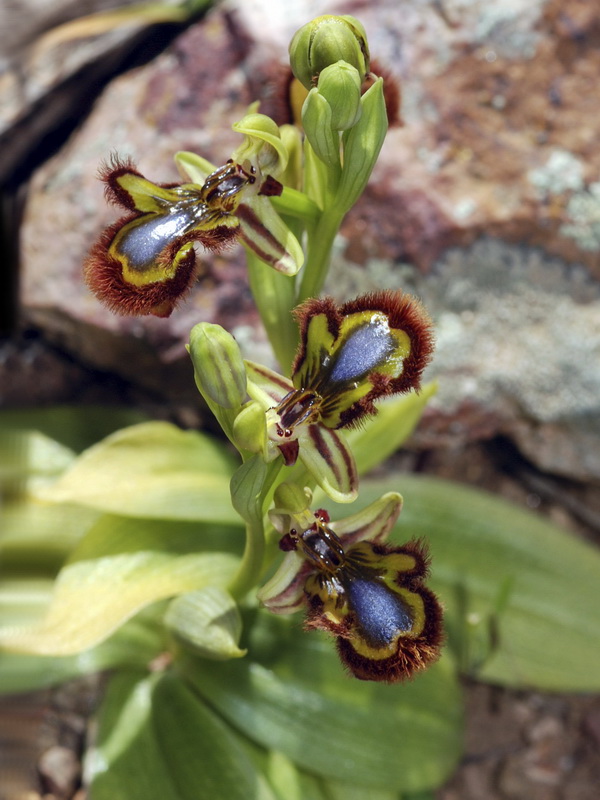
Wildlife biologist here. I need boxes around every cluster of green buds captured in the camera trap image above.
[84,14,442,682]
[291,16,369,165]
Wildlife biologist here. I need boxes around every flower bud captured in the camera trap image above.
[231,112,288,175]
[289,15,370,90]
[273,482,311,515]
[317,61,362,131]
[301,88,339,167]
[231,402,266,455]
[188,323,247,409]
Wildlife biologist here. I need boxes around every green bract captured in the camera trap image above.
[301,88,339,168]
[188,323,247,410]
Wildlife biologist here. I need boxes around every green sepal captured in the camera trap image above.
[336,77,388,215]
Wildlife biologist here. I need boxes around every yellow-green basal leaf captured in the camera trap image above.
[0,516,240,655]
[38,422,238,524]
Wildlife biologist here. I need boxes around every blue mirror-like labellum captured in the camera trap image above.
[327,315,396,384]
[115,210,200,271]
[288,291,434,431]
[345,576,413,647]
[295,518,443,682]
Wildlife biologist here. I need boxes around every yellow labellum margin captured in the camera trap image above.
[108,172,240,286]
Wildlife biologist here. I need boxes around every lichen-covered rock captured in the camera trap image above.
[325,238,600,481]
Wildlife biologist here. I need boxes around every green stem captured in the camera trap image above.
[228,517,265,602]
[297,208,344,302]
[227,459,283,600]
[246,249,299,373]
[296,140,344,303]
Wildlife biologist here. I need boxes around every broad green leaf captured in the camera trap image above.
[181,611,463,792]
[323,780,400,800]
[0,427,75,500]
[152,672,278,800]
[347,382,437,477]
[89,670,280,800]
[0,516,240,655]
[0,499,98,574]
[402,793,436,800]
[265,751,329,800]
[37,422,239,523]
[85,671,180,800]
[338,475,600,691]
[0,578,54,626]
[0,406,148,453]
[0,613,164,694]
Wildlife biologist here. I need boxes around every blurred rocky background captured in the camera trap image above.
[2,0,600,798]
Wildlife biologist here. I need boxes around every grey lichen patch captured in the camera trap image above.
[325,238,600,479]
[471,0,544,60]
[424,241,600,428]
[527,150,585,198]
[560,182,600,252]
[527,150,600,253]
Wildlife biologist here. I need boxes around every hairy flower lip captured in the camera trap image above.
[259,491,403,614]
[259,491,443,682]
[84,141,304,317]
[243,291,434,503]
